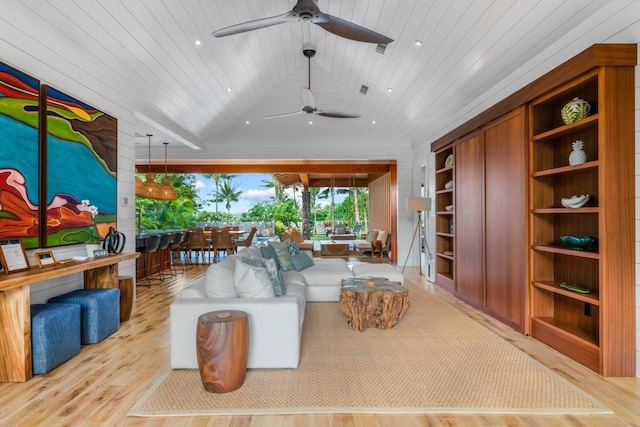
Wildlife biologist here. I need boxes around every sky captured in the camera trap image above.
[193,173,345,215]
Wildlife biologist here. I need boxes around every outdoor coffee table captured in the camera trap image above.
[320,242,350,257]
[339,276,410,332]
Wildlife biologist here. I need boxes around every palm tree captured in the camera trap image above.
[261,176,286,203]
[204,173,237,213]
[217,180,242,214]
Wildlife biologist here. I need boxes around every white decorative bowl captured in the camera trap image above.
[561,194,590,208]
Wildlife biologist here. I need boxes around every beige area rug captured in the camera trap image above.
[129,283,610,417]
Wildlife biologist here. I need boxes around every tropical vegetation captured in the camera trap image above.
[135,173,368,235]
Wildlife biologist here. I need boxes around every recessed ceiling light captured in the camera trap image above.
[414,40,423,47]
[308,121,313,125]
[386,87,393,93]
[372,120,376,125]
[245,120,250,125]
[226,87,232,92]
[194,39,202,46]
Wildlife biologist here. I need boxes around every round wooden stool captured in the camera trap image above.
[196,310,249,393]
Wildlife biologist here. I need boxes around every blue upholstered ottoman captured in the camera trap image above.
[48,288,120,344]
[31,303,81,374]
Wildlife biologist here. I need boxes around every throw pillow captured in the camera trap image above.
[233,259,275,298]
[377,230,389,246]
[290,229,304,243]
[287,240,300,256]
[261,257,286,296]
[291,252,314,271]
[269,241,294,271]
[260,244,280,269]
[241,256,286,296]
[366,230,378,242]
[279,231,291,241]
[204,263,238,298]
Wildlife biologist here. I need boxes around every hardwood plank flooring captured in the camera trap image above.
[1,263,639,426]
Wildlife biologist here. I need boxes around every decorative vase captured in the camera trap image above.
[568,140,587,165]
[86,243,101,258]
[561,97,590,124]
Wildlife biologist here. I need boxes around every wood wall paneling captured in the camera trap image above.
[453,132,484,307]
[483,107,527,332]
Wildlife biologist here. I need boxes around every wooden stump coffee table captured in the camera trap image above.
[339,276,410,332]
[320,242,350,257]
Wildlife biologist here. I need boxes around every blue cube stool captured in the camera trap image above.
[48,288,120,344]
[31,303,81,374]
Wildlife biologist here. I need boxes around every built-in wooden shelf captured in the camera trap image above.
[532,245,599,259]
[531,161,599,178]
[532,280,600,305]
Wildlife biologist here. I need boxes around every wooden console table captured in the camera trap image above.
[0,252,139,382]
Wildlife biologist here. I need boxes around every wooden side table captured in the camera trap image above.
[196,310,249,393]
[371,240,383,257]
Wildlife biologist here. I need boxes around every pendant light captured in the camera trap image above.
[136,134,163,199]
[158,142,177,200]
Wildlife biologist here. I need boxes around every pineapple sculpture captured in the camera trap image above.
[569,140,587,166]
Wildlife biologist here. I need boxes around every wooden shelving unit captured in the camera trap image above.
[434,147,454,291]
[528,61,635,376]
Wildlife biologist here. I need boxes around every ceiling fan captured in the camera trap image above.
[212,0,393,45]
[262,48,360,120]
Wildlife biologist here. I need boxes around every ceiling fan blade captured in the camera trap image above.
[313,12,393,44]
[262,110,305,120]
[315,110,361,119]
[212,11,296,38]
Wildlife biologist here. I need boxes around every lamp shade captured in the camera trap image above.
[407,197,431,212]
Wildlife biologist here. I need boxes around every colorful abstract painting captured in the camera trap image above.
[43,85,117,247]
[0,62,41,249]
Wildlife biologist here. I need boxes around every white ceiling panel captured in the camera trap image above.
[2,0,639,160]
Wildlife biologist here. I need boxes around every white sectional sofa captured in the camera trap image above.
[170,245,404,370]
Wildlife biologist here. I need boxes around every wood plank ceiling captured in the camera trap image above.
[3,0,634,163]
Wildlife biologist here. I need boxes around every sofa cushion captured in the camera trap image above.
[298,258,352,286]
[240,256,285,295]
[204,262,238,298]
[377,230,389,245]
[270,241,294,271]
[238,245,262,259]
[291,252,314,271]
[366,230,378,242]
[233,259,276,298]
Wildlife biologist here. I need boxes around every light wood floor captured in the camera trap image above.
[1,263,639,427]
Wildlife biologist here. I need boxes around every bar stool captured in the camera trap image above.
[154,233,173,282]
[168,231,184,275]
[178,229,193,269]
[138,234,161,287]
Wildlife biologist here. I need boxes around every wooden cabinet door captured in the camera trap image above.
[483,107,527,331]
[454,132,484,306]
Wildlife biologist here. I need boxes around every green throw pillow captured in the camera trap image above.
[291,252,314,271]
[260,244,280,269]
[269,241,293,271]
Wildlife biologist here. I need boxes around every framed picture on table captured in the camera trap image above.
[0,238,30,274]
[34,251,56,268]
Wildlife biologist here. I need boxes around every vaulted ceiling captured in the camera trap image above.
[3,0,638,163]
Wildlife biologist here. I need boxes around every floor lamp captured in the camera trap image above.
[402,197,432,275]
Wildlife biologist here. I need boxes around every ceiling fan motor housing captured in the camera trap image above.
[303,48,316,59]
